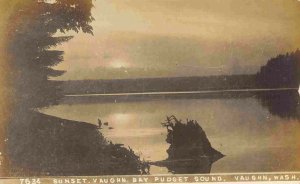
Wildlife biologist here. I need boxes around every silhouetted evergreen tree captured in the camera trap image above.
[7,0,94,108]
[256,49,300,88]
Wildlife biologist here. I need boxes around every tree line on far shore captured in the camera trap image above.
[256,49,300,88]
[63,49,300,95]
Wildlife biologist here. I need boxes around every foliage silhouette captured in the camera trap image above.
[7,0,94,108]
[256,49,300,88]
[153,115,224,174]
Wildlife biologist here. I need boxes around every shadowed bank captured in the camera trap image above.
[7,110,148,176]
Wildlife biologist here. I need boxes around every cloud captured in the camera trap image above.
[54,0,300,80]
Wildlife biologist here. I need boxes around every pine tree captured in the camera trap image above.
[7,0,94,108]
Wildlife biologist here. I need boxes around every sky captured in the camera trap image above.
[55,0,300,80]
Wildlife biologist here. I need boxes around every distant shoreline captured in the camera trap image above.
[65,87,298,97]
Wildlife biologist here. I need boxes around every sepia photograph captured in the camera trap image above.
[0,0,300,182]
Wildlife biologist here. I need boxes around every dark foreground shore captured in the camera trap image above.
[6,111,148,176]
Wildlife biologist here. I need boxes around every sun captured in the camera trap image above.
[109,59,130,68]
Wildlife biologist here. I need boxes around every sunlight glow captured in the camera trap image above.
[109,113,133,123]
[109,59,130,68]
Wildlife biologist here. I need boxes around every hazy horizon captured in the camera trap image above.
[54,0,300,80]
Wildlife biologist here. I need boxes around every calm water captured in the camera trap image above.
[41,93,300,174]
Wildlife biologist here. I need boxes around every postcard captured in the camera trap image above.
[0,0,300,183]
